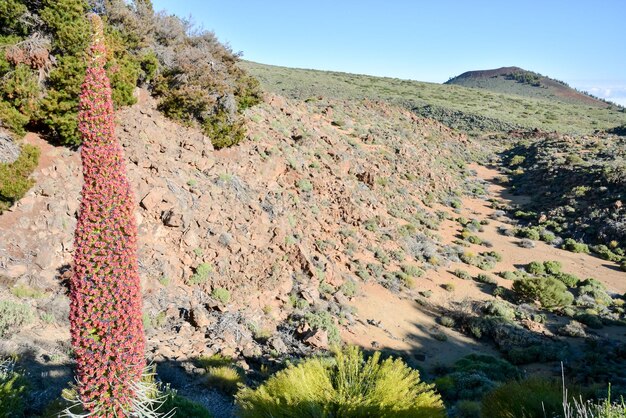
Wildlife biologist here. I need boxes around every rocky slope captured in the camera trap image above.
[0,88,481,412]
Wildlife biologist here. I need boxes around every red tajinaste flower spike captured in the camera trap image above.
[69,14,145,417]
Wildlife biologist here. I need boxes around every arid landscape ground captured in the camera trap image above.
[1,1,626,417]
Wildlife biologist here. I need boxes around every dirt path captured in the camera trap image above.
[344,163,625,367]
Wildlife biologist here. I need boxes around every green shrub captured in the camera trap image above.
[482,300,515,320]
[539,229,556,243]
[401,264,424,278]
[160,391,213,417]
[516,227,540,241]
[189,263,213,285]
[455,400,481,418]
[543,260,562,275]
[526,261,545,275]
[0,144,40,211]
[236,346,446,418]
[510,155,525,166]
[563,238,590,254]
[211,287,230,304]
[340,279,358,297]
[453,269,472,280]
[512,277,574,308]
[206,365,243,394]
[0,359,28,417]
[304,310,341,346]
[0,300,34,337]
[481,377,571,418]
[555,272,580,287]
[475,273,496,285]
[591,244,622,262]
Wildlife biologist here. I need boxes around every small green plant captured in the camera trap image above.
[211,287,231,304]
[0,359,28,417]
[297,178,313,192]
[0,144,40,212]
[512,277,574,308]
[563,238,590,254]
[0,301,34,338]
[160,390,213,417]
[340,279,358,297]
[10,284,45,299]
[236,346,446,418]
[481,377,574,418]
[189,263,213,285]
[526,261,545,275]
[453,269,472,280]
[442,283,455,292]
[543,260,562,275]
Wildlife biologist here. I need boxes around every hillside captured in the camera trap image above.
[2,3,626,417]
[242,61,626,135]
[445,66,613,107]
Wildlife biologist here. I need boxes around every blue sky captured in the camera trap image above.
[152,0,626,105]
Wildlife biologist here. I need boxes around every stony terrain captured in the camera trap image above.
[0,88,483,414]
[1,82,626,417]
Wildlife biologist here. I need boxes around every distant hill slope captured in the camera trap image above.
[445,67,611,108]
[242,61,626,135]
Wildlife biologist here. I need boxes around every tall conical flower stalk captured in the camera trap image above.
[69,14,145,416]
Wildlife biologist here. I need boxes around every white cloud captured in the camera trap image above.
[571,82,626,106]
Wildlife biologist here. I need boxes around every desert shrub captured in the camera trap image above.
[516,226,540,241]
[435,371,496,402]
[578,279,613,306]
[525,261,545,275]
[160,390,213,417]
[0,300,34,337]
[0,358,28,417]
[189,263,213,285]
[454,354,521,382]
[482,300,516,320]
[455,400,481,418]
[517,238,535,248]
[453,269,472,280]
[440,316,455,327]
[401,264,424,278]
[0,143,40,211]
[481,377,572,418]
[509,155,525,166]
[563,238,590,254]
[304,310,340,346]
[591,244,622,262]
[539,229,556,243]
[498,270,522,281]
[555,272,580,287]
[236,346,446,418]
[206,365,243,394]
[475,273,496,285]
[340,279,358,297]
[543,260,562,275]
[211,287,230,304]
[559,320,587,337]
[512,277,574,308]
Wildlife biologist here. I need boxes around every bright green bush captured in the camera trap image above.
[236,346,445,418]
[0,143,40,211]
[563,238,590,254]
[526,261,545,275]
[0,359,28,417]
[543,260,562,275]
[211,287,231,304]
[512,277,574,308]
[481,377,570,418]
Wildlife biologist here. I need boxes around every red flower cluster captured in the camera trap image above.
[70,14,145,417]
